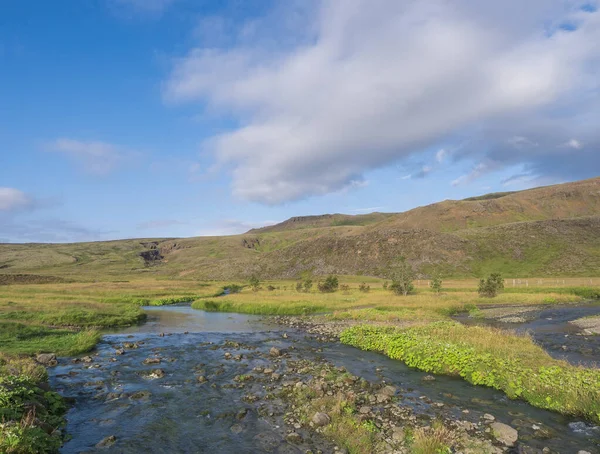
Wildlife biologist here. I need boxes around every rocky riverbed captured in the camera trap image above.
[48,307,600,453]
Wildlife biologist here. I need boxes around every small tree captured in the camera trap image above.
[249,276,261,292]
[430,274,443,294]
[478,273,505,297]
[389,258,415,296]
[303,278,313,293]
[318,275,339,293]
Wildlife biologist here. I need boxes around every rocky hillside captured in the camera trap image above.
[1,178,599,280]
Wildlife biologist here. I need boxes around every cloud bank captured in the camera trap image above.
[0,188,35,212]
[165,0,600,203]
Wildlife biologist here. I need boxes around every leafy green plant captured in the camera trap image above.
[318,275,339,293]
[478,273,505,297]
[429,275,443,294]
[340,323,600,423]
[389,258,415,296]
[249,276,261,292]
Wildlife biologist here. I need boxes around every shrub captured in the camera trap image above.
[389,259,415,296]
[429,275,442,294]
[249,276,261,292]
[318,275,339,293]
[478,273,504,298]
[224,284,243,294]
[295,282,303,292]
[340,284,350,293]
[382,281,388,290]
[358,283,370,293]
[303,278,313,293]
[267,285,276,291]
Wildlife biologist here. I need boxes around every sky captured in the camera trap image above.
[1,0,599,242]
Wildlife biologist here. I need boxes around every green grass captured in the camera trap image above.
[189,285,585,321]
[0,323,99,356]
[192,299,325,315]
[341,322,600,423]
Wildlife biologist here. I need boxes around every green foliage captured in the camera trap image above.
[318,275,339,293]
[192,299,323,316]
[478,273,505,297]
[429,275,443,294]
[303,278,313,293]
[249,276,261,292]
[389,259,415,296]
[0,375,66,453]
[340,323,600,423]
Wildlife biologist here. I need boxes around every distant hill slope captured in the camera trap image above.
[247,212,394,233]
[1,177,599,280]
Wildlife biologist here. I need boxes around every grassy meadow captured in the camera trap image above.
[0,275,599,453]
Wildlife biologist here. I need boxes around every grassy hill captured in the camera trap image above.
[1,177,599,280]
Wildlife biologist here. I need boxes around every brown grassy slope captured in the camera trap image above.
[248,216,600,279]
[248,212,394,233]
[373,176,600,232]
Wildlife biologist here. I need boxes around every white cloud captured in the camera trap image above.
[166,1,600,202]
[0,188,34,212]
[507,136,539,149]
[435,149,448,163]
[46,138,138,175]
[452,162,495,186]
[563,138,584,149]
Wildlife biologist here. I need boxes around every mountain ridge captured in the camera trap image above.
[1,177,599,280]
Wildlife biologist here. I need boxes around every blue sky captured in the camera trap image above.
[1,0,599,242]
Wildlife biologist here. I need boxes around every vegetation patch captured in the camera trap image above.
[0,323,99,356]
[192,299,324,316]
[0,356,67,454]
[340,322,600,423]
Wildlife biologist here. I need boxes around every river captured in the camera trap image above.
[49,305,600,453]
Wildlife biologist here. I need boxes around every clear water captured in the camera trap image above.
[455,303,600,368]
[50,306,600,453]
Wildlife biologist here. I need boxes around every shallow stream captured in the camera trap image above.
[50,305,600,453]
[454,303,600,368]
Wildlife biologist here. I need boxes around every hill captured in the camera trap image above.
[1,177,599,280]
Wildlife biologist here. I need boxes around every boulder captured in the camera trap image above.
[36,353,58,367]
[490,422,518,446]
[312,412,331,427]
